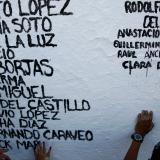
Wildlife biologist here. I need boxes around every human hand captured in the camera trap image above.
[135,110,154,136]
[0,149,11,160]
[34,142,52,160]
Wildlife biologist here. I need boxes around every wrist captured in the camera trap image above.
[131,133,144,143]
[136,131,146,136]
[131,140,142,146]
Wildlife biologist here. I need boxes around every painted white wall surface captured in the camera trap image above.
[0,0,160,160]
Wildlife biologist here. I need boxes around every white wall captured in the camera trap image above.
[0,0,160,160]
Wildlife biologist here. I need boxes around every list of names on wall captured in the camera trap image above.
[114,1,160,75]
[0,0,93,150]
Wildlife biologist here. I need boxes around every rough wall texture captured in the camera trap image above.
[0,0,159,160]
